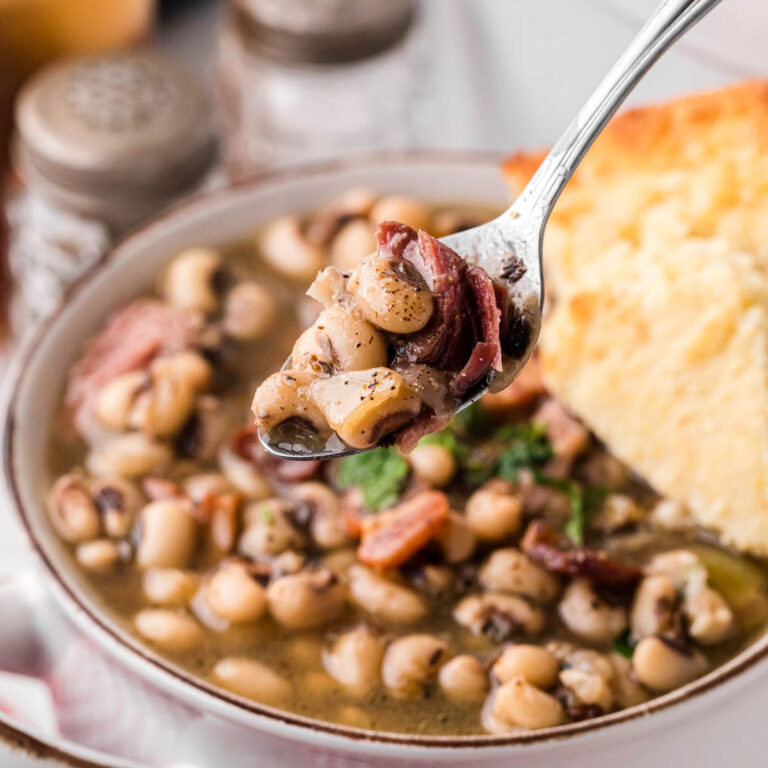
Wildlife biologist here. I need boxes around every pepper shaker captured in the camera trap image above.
[5,52,217,334]
[217,0,424,180]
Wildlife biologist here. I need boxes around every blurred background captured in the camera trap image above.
[0,0,764,341]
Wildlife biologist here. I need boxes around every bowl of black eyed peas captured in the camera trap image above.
[5,154,768,768]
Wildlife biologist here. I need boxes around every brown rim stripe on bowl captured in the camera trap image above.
[4,152,768,748]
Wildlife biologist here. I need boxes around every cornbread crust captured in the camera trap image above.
[503,82,768,554]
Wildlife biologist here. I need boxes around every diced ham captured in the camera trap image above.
[465,265,503,372]
[521,520,642,588]
[395,229,470,371]
[533,398,590,463]
[451,342,496,399]
[395,411,452,454]
[65,299,202,416]
[357,490,449,569]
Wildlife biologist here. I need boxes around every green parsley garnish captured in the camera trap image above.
[494,423,554,481]
[260,505,274,524]
[611,628,637,659]
[535,476,606,545]
[337,446,410,511]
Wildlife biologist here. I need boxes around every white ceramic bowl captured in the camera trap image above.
[4,154,768,767]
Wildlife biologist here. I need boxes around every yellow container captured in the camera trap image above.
[0,0,155,142]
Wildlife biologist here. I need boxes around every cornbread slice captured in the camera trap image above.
[503,82,768,554]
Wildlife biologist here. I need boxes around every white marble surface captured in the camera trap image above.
[0,0,764,765]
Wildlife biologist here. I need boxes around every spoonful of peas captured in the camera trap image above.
[256,0,722,461]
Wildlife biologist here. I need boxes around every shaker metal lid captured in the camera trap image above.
[14,52,216,204]
[234,0,416,64]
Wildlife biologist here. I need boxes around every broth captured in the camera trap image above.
[45,193,768,735]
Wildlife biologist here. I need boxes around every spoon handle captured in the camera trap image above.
[510,0,723,227]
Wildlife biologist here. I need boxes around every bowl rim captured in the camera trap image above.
[5,150,768,750]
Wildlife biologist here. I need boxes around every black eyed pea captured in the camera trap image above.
[453,593,546,639]
[311,367,422,451]
[630,574,678,640]
[129,372,196,439]
[650,499,693,530]
[590,493,645,533]
[465,487,523,542]
[608,653,649,708]
[559,668,613,711]
[322,547,359,578]
[86,434,173,479]
[222,281,277,341]
[434,513,476,564]
[212,657,291,704]
[94,371,146,431]
[251,370,330,437]
[304,266,348,310]
[632,636,709,692]
[479,548,560,604]
[259,215,325,283]
[75,539,121,572]
[205,561,267,624]
[142,568,200,607]
[322,626,384,697]
[492,676,565,730]
[136,499,198,570]
[287,482,349,550]
[266,569,346,629]
[272,549,307,576]
[46,474,100,543]
[411,564,455,597]
[292,304,388,375]
[645,549,700,581]
[129,352,212,439]
[182,472,233,504]
[238,499,306,559]
[381,634,450,699]
[437,654,489,704]
[347,564,426,624]
[680,567,734,645]
[558,578,628,644]
[369,195,432,232]
[546,642,614,682]
[134,608,203,651]
[492,644,560,689]
[162,247,223,314]
[329,219,377,272]
[177,395,233,463]
[347,253,434,334]
[152,351,213,393]
[90,476,143,538]
[218,445,272,499]
[408,444,457,489]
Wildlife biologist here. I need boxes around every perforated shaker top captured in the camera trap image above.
[14,52,216,225]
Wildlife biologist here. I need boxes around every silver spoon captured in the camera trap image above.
[261,0,722,461]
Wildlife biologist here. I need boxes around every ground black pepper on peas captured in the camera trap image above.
[46,192,768,735]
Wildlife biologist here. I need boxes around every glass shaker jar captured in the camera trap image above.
[5,52,217,334]
[217,0,423,180]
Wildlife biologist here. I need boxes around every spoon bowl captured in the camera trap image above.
[260,0,722,461]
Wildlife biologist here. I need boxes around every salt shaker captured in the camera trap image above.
[5,52,217,334]
[217,0,423,180]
